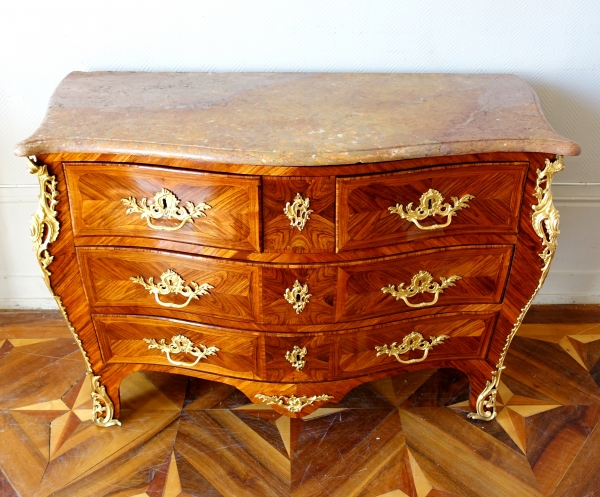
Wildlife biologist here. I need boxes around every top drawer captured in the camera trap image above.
[64,163,261,252]
[336,162,527,252]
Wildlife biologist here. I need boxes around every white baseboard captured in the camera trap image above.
[0,298,58,310]
[553,184,600,207]
[0,275,58,309]
[533,294,600,304]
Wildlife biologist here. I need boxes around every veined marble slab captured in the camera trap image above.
[15,72,579,165]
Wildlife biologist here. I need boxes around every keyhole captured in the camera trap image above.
[296,293,301,302]
[295,353,301,361]
[427,199,433,209]
[160,198,168,208]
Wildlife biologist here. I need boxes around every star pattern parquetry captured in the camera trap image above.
[450,380,561,453]
[518,323,600,372]
[1,311,600,496]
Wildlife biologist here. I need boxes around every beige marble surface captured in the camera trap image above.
[15,72,579,165]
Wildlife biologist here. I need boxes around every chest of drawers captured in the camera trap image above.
[15,72,579,425]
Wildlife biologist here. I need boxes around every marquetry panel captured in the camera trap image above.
[64,163,261,251]
[336,245,513,322]
[263,334,332,382]
[261,266,337,325]
[336,312,496,377]
[77,247,259,322]
[92,315,261,380]
[336,162,527,252]
[262,176,335,253]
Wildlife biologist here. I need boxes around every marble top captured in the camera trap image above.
[15,72,580,165]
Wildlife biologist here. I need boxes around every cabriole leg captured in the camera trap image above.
[460,361,502,422]
[89,372,121,427]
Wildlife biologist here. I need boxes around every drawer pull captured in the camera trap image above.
[388,189,474,230]
[285,345,308,371]
[284,193,313,231]
[284,280,312,314]
[255,393,334,413]
[375,331,449,364]
[143,334,219,367]
[131,269,214,308]
[122,188,211,231]
[382,270,461,308]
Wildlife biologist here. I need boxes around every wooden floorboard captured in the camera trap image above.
[0,311,599,496]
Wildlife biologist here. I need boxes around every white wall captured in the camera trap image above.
[1,0,599,308]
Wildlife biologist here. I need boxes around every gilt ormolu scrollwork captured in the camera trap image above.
[389,188,474,230]
[131,269,214,308]
[54,296,92,372]
[375,332,449,364]
[285,345,308,371]
[28,157,121,427]
[381,270,461,308]
[255,394,334,413]
[283,193,313,231]
[468,156,564,421]
[144,334,219,367]
[122,188,211,231]
[29,158,89,369]
[28,157,59,288]
[284,280,312,314]
[89,373,121,427]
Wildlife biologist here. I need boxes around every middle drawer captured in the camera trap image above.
[78,245,513,326]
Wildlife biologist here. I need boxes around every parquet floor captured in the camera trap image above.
[0,312,599,497]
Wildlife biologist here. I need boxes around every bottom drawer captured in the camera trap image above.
[264,334,332,383]
[93,312,497,384]
[335,312,496,378]
[93,315,262,380]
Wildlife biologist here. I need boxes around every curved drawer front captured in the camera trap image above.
[336,245,513,322]
[65,163,261,251]
[336,162,527,252]
[78,247,259,322]
[261,266,337,325]
[336,312,496,378]
[264,334,332,382]
[262,177,335,253]
[93,315,260,379]
[79,245,511,327]
[261,245,512,325]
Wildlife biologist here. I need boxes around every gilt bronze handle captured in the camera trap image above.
[122,188,211,231]
[144,334,219,367]
[375,331,449,364]
[389,188,474,230]
[381,270,461,308]
[131,269,213,308]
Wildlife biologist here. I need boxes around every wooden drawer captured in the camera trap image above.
[78,247,259,322]
[260,245,511,326]
[335,312,496,378]
[336,245,513,322]
[93,315,261,379]
[261,265,337,325]
[263,177,335,253]
[65,163,261,251]
[336,162,527,252]
[264,334,332,382]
